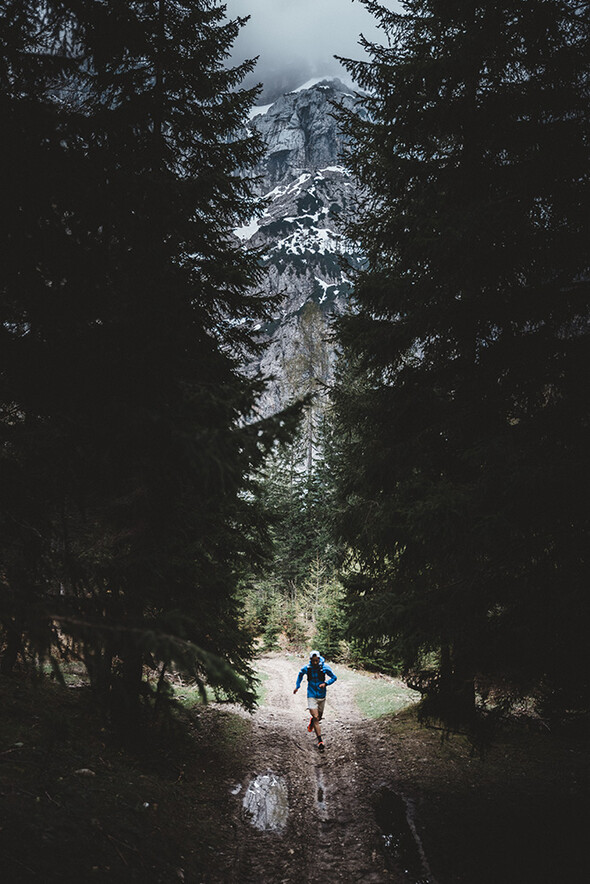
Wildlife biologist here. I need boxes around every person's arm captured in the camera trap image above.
[322,666,337,687]
[293,667,305,694]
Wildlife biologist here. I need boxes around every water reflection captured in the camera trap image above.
[243,773,289,832]
[315,768,328,820]
[374,787,434,883]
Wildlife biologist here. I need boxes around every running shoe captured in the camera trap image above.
[307,716,314,732]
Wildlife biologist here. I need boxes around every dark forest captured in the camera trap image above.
[1,2,588,882]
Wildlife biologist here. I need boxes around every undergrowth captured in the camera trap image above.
[0,672,251,883]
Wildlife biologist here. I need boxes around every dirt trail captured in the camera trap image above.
[200,653,588,884]
[222,654,423,884]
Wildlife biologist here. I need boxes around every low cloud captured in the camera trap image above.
[225,0,398,99]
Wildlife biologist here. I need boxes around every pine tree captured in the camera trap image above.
[242,390,345,652]
[0,1,81,674]
[0,1,285,721]
[332,0,590,717]
[284,301,332,474]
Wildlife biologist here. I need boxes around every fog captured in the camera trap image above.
[225,0,401,100]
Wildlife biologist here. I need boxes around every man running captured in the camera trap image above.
[293,650,337,751]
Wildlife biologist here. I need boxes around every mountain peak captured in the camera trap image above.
[249,79,356,191]
[248,77,354,123]
[239,79,362,417]
[287,76,353,95]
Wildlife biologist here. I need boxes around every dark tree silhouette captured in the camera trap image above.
[0,1,287,724]
[332,0,590,719]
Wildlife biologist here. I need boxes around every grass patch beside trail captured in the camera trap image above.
[174,681,208,708]
[173,665,270,709]
[336,666,420,718]
[253,668,269,706]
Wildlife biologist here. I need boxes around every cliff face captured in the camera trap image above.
[236,79,363,417]
[250,78,356,189]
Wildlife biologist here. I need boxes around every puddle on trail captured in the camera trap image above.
[243,773,289,832]
[315,768,328,820]
[374,788,433,884]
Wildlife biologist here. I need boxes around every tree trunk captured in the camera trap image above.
[1,623,22,675]
[437,642,476,722]
[110,632,144,742]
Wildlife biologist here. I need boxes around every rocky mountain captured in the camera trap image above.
[236,78,363,418]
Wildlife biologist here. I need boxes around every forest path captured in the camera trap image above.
[223,653,424,884]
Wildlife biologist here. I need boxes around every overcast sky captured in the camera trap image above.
[225,0,401,99]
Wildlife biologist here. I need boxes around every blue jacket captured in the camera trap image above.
[295,654,337,700]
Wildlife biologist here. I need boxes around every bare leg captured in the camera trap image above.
[310,707,322,740]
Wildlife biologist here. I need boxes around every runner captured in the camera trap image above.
[293,650,337,751]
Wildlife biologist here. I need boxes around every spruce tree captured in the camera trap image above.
[333,0,590,716]
[0,1,283,720]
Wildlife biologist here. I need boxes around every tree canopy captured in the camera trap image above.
[0,0,288,723]
[332,0,590,717]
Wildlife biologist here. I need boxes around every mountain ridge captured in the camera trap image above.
[237,78,362,418]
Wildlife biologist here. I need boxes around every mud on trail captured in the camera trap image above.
[199,654,588,884]
[1,656,585,883]
[212,654,427,884]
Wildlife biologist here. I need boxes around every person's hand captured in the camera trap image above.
[293,688,298,694]
[319,682,326,688]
